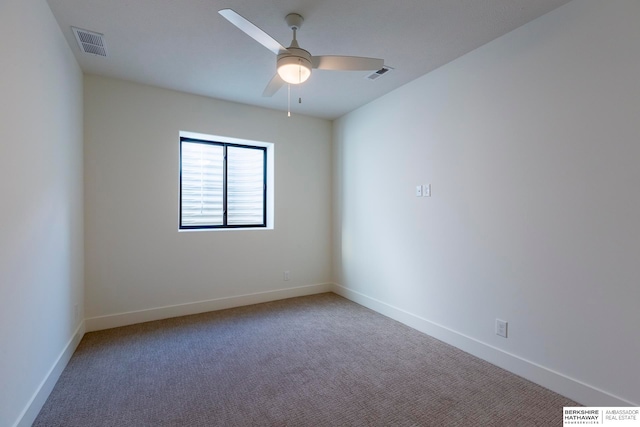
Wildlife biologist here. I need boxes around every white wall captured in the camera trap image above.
[0,1,84,426]
[84,76,332,328]
[333,0,640,406]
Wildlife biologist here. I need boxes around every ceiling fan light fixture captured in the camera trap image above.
[277,55,311,84]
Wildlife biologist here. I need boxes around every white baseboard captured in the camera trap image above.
[332,283,637,407]
[14,321,85,427]
[85,283,334,332]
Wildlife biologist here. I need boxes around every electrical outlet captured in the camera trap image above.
[284,271,290,281]
[496,319,508,338]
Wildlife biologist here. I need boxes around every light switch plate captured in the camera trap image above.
[496,319,508,338]
[423,184,431,197]
[415,185,423,197]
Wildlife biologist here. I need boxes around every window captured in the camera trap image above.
[180,136,267,229]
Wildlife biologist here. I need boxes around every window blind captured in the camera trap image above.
[180,139,266,228]
[227,146,265,225]
[181,142,224,226]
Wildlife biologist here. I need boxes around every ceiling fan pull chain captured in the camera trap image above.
[298,63,303,104]
[287,84,291,117]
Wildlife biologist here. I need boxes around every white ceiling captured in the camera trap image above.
[46,0,571,120]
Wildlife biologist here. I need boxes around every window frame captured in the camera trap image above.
[179,136,267,230]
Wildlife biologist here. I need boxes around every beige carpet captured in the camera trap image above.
[34,293,577,426]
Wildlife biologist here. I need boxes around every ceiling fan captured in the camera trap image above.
[218,9,385,97]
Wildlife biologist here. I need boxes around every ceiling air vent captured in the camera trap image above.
[72,27,107,57]
[365,65,393,81]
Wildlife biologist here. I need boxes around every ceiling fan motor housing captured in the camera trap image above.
[277,47,312,83]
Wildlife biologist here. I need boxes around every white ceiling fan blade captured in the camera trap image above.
[262,74,285,97]
[218,9,288,55]
[311,56,384,71]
